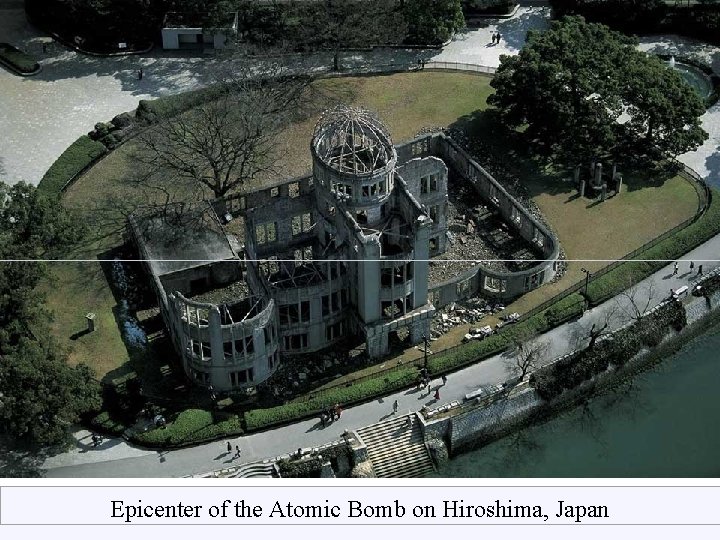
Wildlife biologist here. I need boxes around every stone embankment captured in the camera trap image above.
[417,273,720,459]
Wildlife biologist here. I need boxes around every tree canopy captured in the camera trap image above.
[488,16,707,171]
[0,181,100,447]
[404,0,465,45]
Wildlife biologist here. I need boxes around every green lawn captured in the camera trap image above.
[50,71,698,387]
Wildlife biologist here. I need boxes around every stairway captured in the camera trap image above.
[229,460,276,478]
[197,460,275,478]
[355,414,435,478]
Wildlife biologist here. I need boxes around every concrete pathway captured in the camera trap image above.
[433,6,551,67]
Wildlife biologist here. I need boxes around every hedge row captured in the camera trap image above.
[532,301,687,400]
[37,135,107,197]
[130,409,243,447]
[585,188,720,306]
[90,411,128,436]
[244,368,417,431]
[135,86,227,124]
[0,43,40,74]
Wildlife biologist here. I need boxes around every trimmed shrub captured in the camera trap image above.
[244,368,417,431]
[136,86,227,124]
[0,43,40,74]
[38,135,106,197]
[90,411,128,436]
[131,409,243,447]
[544,292,585,326]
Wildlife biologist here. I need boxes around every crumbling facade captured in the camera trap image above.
[131,106,559,392]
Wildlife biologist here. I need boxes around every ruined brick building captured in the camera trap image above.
[131,106,559,392]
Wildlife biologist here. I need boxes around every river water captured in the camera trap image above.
[436,323,720,477]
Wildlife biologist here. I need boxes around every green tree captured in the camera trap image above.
[488,16,707,172]
[622,54,707,159]
[296,0,408,71]
[404,0,465,45]
[0,180,99,446]
[0,338,101,446]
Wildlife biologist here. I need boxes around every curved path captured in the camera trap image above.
[0,6,550,187]
[1,5,719,477]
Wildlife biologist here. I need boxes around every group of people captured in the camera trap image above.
[320,403,343,427]
[491,32,503,45]
[672,261,704,276]
[226,441,242,459]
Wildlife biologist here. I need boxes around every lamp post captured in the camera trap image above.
[581,267,591,310]
[422,333,429,372]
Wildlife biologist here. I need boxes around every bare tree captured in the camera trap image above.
[506,330,549,380]
[570,303,620,352]
[135,62,316,201]
[615,279,659,324]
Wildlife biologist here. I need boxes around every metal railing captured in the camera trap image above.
[423,61,497,74]
[517,162,711,321]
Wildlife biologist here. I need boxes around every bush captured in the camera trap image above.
[463,1,516,16]
[38,135,106,197]
[90,411,128,436]
[131,409,243,447]
[136,86,227,124]
[0,43,40,74]
[544,292,585,326]
[245,368,418,431]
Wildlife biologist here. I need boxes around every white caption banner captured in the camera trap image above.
[2,486,720,525]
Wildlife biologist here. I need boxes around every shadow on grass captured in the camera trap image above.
[447,107,686,202]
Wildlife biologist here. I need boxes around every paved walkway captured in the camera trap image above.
[0,7,552,187]
[433,6,550,67]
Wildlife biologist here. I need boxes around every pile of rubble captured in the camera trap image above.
[430,298,507,337]
[259,346,367,402]
[429,173,541,284]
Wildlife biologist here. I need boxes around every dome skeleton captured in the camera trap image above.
[314,106,393,175]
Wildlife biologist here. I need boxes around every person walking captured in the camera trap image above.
[497,33,502,44]
[690,261,695,271]
[698,264,703,276]
[138,67,143,80]
[234,445,241,458]
[441,375,447,386]
[393,399,399,414]
[673,262,679,275]
[433,388,440,401]
[226,441,232,453]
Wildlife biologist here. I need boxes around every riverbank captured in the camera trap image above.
[434,317,720,477]
[416,285,720,473]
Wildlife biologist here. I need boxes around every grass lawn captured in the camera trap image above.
[49,70,698,387]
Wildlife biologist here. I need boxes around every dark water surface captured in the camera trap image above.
[436,324,720,477]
